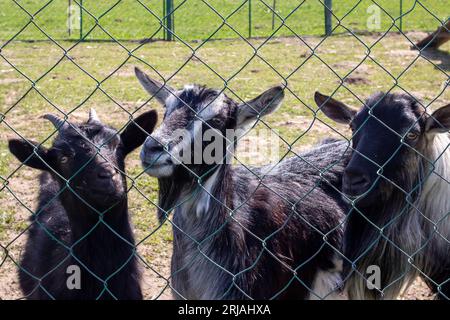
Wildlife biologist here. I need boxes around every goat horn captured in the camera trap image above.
[42,114,69,131]
[88,108,101,123]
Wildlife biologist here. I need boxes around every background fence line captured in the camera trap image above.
[0,1,446,42]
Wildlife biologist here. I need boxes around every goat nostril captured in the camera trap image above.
[147,144,164,154]
[344,171,370,188]
[98,171,114,180]
[352,176,368,186]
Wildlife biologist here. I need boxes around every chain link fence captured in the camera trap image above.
[0,0,449,299]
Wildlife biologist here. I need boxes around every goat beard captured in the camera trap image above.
[155,170,205,222]
[342,162,425,299]
[155,164,226,223]
[157,177,182,223]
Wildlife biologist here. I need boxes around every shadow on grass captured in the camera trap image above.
[417,48,450,71]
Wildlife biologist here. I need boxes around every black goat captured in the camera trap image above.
[315,91,450,300]
[8,109,157,300]
[135,67,350,299]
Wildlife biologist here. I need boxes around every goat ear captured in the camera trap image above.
[8,139,52,171]
[134,67,174,105]
[236,86,284,129]
[314,92,356,124]
[425,104,450,134]
[121,110,158,155]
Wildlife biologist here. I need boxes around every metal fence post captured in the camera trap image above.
[248,0,252,38]
[165,0,174,41]
[163,0,166,40]
[399,0,403,32]
[68,0,72,36]
[324,0,332,36]
[271,0,276,30]
[79,0,83,41]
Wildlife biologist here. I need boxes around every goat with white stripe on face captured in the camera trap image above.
[136,67,351,300]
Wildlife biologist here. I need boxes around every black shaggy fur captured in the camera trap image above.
[316,91,450,299]
[164,139,351,299]
[8,110,157,300]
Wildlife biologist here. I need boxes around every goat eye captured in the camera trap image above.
[349,123,355,131]
[60,156,69,164]
[79,141,90,149]
[406,132,418,140]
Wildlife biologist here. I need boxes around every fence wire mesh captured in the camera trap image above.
[0,0,449,300]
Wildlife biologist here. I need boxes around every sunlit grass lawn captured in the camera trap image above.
[0,0,448,41]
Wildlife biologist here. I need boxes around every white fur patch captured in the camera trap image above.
[183,84,196,91]
[195,169,220,218]
[198,93,225,121]
[419,133,450,252]
[309,270,346,300]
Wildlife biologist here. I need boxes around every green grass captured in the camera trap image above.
[0,29,449,298]
[0,0,448,41]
